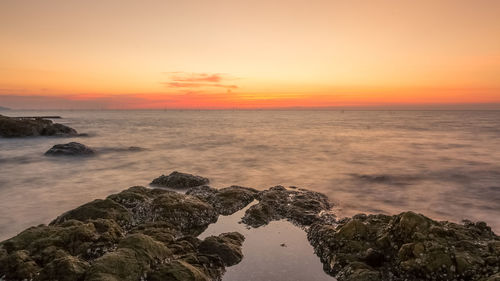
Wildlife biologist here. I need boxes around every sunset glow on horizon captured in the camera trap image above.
[1,0,499,109]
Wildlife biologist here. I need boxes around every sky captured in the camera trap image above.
[0,0,499,109]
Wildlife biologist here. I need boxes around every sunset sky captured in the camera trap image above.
[1,0,499,109]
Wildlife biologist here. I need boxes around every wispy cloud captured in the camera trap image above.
[163,72,238,91]
[169,73,223,83]
[164,82,238,89]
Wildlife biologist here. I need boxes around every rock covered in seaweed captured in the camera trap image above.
[151,171,210,188]
[0,115,77,138]
[45,142,95,156]
[241,185,332,227]
[51,186,219,236]
[1,175,499,281]
[187,185,259,215]
[307,211,500,281]
[0,185,247,281]
[198,232,245,266]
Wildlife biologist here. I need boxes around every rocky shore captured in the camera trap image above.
[0,173,498,281]
[0,115,77,137]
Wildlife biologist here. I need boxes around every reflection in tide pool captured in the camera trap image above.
[199,201,335,281]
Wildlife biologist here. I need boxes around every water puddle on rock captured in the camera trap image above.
[199,201,336,281]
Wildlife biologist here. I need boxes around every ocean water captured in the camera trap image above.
[1,110,499,274]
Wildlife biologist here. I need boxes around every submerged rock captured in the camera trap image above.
[241,185,332,227]
[151,171,209,188]
[45,142,95,156]
[307,211,500,281]
[0,115,77,138]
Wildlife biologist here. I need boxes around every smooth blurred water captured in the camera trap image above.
[1,110,499,241]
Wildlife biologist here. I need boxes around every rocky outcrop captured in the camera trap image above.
[151,171,209,188]
[1,176,498,281]
[45,142,95,156]
[0,186,249,281]
[0,115,77,137]
[307,212,500,281]
[187,185,259,215]
[241,185,332,227]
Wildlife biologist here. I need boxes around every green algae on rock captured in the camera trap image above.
[187,185,259,216]
[307,211,500,281]
[0,185,252,281]
[150,171,209,189]
[1,179,498,281]
[241,185,332,227]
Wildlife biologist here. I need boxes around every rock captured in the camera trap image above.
[1,185,247,281]
[0,114,77,137]
[307,211,500,281]
[151,171,209,188]
[198,232,245,266]
[52,186,218,236]
[151,191,218,235]
[187,185,259,215]
[2,182,498,281]
[51,199,133,227]
[37,255,89,281]
[85,234,172,281]
[45,142,95,156]
[147,260,210,281]
[241,185,332,227]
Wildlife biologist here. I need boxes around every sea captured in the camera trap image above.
[1,109,499,280]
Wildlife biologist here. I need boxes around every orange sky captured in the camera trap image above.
[1,0,499,109]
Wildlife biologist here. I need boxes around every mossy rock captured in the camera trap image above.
[147,260,210,281]
[85,248,144,281]
[0,184,251,281]
[86,234,172,281]
[51,199,133,228]
[337,219,368,240]
[242,186,332,227]
[215,186,258,215]
[308,211,500,281]
[198,232,245,266]
[2,219,124,260]
[150,171,209,189]
[0,250,41,280]
[37,255,89,281]
[151,192,218,235]
[107,186,152,208]
[128,222,178,243]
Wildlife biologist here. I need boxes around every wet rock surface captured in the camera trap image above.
[1,174,498,281]
[241,185,332,227]
[45,142,96,156]
[187,185,259,215]
[308,212,500,281]
[151,171,210,188]
[0,115,77,137]
[0,185,248,281]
